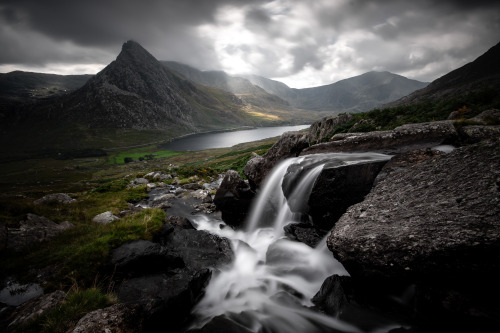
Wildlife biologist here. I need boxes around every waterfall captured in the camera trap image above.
[191,152,396,333]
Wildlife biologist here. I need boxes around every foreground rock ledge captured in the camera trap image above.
[327,138,500,281]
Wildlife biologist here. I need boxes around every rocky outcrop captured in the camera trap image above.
[33,193,76,205]
[244,131,309,189]
[308,113,353,145]
[1,214,74,251]
[327,139,500,330]
[71,303,142,333]
[327,139,500,281]
[213,170,255,228]
[302,120,457,155]
[92,211,119,224]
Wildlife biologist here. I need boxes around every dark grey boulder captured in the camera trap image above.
[307,113,354,145]
[213,170,255,228]
[118,269,211,331]
[243,131,309,189]
[157,226,233,271]
[1,214,74,251]
[110,240,183,275]
[458,125,500,144]
[71,303,143,333]
[33,193,76,205]
[327,139,500,281]
[302,120,457,155]
[166,215,195,229]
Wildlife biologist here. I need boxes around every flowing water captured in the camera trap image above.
[187,152,396,332]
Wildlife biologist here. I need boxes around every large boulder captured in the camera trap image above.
[1,214,74,251]
[213,170,255,228]
[118,269,211,331]
[157,226,233,271]
[327,138,500,329]
[302,120,457,155]
[92,211,119,224]
[308,113,354,145]
[71,303,143,333]
[33,193,76,205]
[110,240,183,275]
[327,139,500,281]
[457,125,500,144]
[243,131,309,189]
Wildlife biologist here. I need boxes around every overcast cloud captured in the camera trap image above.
[0,0,498,88]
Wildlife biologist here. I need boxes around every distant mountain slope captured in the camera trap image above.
[386,41,500,107]
[0,71,91,100]
[162,61,290,109]
[246,71,428,112]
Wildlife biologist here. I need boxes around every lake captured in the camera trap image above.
[160,125,310,151]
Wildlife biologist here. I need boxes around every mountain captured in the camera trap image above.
[386,41,500,107]
[162,61,290,109]
[245,71,428,112]
[0,41,316,158]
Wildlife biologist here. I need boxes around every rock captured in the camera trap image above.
[132,178,149,185]
[166,216,195,230]
[302,121,457,155]
[283,222,326,248]
[308,113,354,145]
[118,269,211,331]
[110,240,183,275]
[92,211,119,224]
[468,108,500,124]
[182,183,205,190]
[71,303,142,333]
[202,194,213,204]
[374,148,446,185]
[213,170,255,228]
[458,125,500,144]
[327,139,500,282]
[243,131,309,189]
[158,227,234,271]
[311,275,353,316]
[7,290,66,329]
[33,193,76,205]
[1,214,75,251]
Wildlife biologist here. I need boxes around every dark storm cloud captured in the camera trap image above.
[0,0,499,86]
[0,0,266,69]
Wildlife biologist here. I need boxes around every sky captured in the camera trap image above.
[0,0,499,89]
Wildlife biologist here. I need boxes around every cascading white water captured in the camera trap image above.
[191,152,395,333]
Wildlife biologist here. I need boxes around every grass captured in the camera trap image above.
[15,287,115,333]
[106,148,183,165]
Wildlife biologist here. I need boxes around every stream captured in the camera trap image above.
[171,152,399,332]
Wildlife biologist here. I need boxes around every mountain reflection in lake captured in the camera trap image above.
[160,125,309,151]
